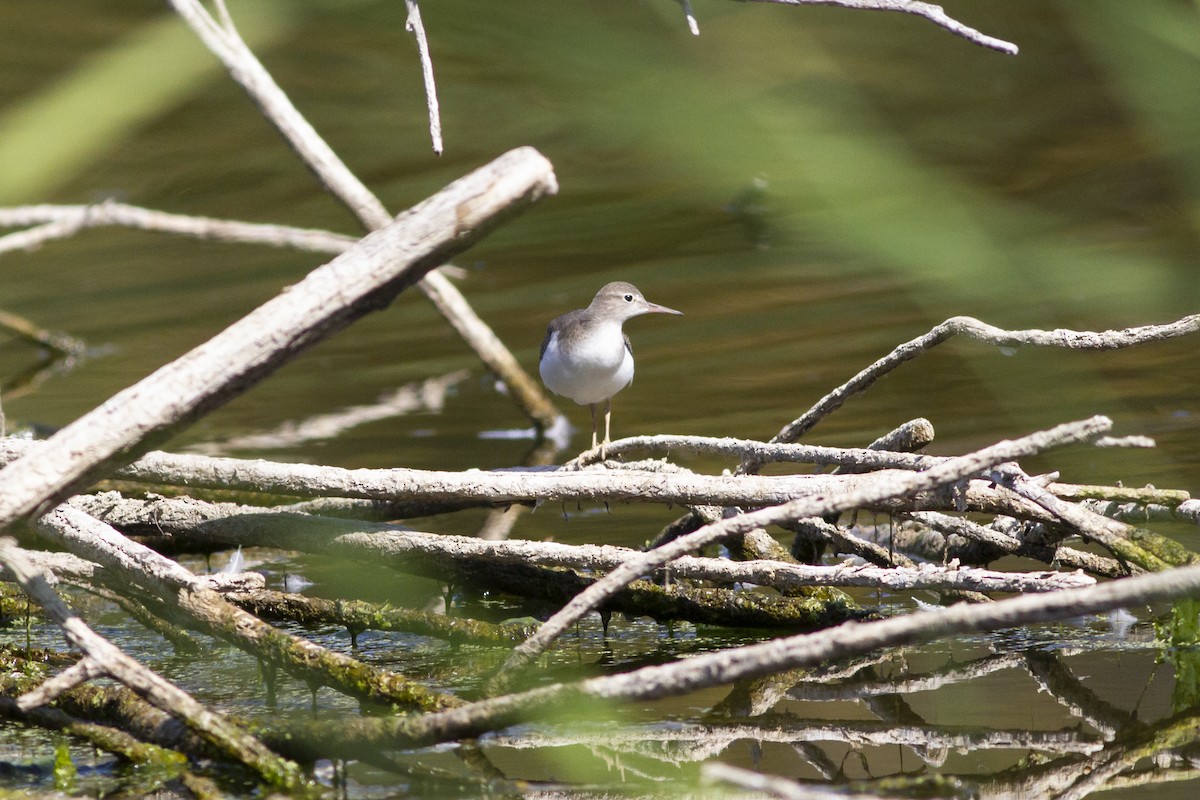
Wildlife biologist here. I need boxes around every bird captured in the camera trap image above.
[539,282,682,458]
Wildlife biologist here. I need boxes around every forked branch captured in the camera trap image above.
[740,0,1018,54]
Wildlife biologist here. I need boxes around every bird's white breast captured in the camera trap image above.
[539,320,634,405]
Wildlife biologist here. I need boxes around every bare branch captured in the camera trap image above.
[489,416,1112,687]
[742,0,1018,55]
[60,491,1094,596]
[759,313,1200,460]
[0,538,309,791]
[0,147,556,530]
[165,0,561,429]
[16,658,106,710]
[404,0,443,154]
[0,201,356,255]
[993,465,1198,572]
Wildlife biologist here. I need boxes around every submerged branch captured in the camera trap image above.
[0,307,85,357]
[325,562,1200,750]
[0,538,309,791]
[33,504,462,712]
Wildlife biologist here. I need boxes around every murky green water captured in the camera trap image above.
[2,0,1200,797]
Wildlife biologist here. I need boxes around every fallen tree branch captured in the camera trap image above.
[0,538,309,791]
[571,432,939,470]
[68,493,860,631]
[64,492,1093,597]
[31,503,462,712]
[307,560,1200,750]
[489,416,1113,688]
[0,436,935,509]
[993,465,1199,572]
[0,147,556,531]
[8,434,1133,518]
[853,517,1130,579]
[489,717,1101,756]
[166,0,561,430]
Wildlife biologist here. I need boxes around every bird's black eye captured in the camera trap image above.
[624,294,634,302]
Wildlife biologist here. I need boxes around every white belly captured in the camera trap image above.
[540,330,634,406]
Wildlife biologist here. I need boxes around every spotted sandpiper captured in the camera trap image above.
[539,282,682,457]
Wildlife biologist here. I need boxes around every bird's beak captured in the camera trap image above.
[644,302,683,316]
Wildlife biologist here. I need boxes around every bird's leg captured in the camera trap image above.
[601,398,612,460]
[589,403,599,452]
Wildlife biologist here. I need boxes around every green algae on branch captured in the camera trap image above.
[617,579,867,631]
[241,620,463,714]
[228,589,534,647]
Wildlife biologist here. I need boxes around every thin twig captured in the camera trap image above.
[0,307,86,356]
[680,0,701,35]
[404,0,443,154]
[741,0,1018,55]
[0,201,356,256]
[754,313,1200,468]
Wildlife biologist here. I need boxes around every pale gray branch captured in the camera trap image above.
[490,416,1112,687]
[404,0,443,154]
[63,491,1093,596]
[166,0,561,429]
[0,438,863,507]
[759,313,1200,461]
[493,717,1099,757]
[0,538,308,790]
[0,201,357,255]
[0,148,556,531]
[742,0,1018,55]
